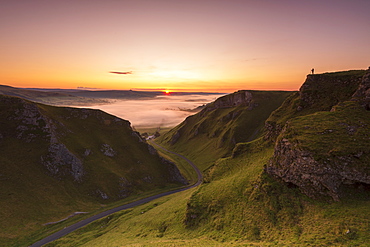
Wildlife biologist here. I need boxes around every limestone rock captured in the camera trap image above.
[265,69,370,201]
[100,143,116,157]
[41,143,84,182]
[266,135,370,201]
[213,90,253,109]
[170,130,181,144]
[352,69,370,110]
[161,157,188,185]
[147,144,158,155]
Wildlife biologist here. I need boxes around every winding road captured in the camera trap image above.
[30,142,202,247]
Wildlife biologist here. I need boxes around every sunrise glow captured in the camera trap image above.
[1,1,369,92]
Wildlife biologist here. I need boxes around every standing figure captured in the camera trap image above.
[311,68,315,74]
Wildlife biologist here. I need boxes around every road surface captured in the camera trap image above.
[30,142,202,247]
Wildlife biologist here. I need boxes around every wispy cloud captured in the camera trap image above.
[109,71,133,75]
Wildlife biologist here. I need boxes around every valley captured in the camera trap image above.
[1,69,370,246]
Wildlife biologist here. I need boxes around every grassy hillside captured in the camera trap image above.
[0,85,168,106]
[49,69,370,246]
[158,90,292,171]
[47,138,370,246]
[264,70,367,140]
[0,95,186,246]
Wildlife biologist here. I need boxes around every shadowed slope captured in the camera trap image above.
[0,95,185,245]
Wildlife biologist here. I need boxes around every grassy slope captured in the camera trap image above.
[51,70,370,246]
[157,91,292,171]
[265,70,367,135]
[51,138,370,246]
[281,101,370,160]
[0,95,185,246]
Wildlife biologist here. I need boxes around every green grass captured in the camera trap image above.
[157,91,292,171]
[4,70,370,246]
[155,148,198,185]
[0,95,186,246]
[45,70,370,246]
[281,101,370,159]
[265,70,366,140]
[50,135,370,246]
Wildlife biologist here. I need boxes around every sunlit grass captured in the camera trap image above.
[49,124,370,246]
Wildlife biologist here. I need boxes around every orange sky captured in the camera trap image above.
[1,0,369,93]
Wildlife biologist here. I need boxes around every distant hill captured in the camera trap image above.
[158,90,292,170]
[30,88,164,100]
[0,85,109,106]
[0,85,224,108]
[0,95,186,245]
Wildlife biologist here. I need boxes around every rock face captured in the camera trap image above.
[264,69,367,141]
[0,94,187,202]
[266,69,370,201]
[160,157,188,185]
[100,143,116,157]
[352,69,370,110]
[10,98,52,142]
[213,91,253,109]
[42,143,84,181]
[299,72,363,111]
[7,96,86,181]
[267,134,370,201]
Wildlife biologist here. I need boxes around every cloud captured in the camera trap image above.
[109,71,133,75]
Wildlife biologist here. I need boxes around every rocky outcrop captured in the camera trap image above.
[266,69,370,201]
[160,157,188,185]
[266,135,370,201]
[101,143,116,157]
[147,144,158,155]
[299,71,364,111]
[8,98,53,142]
[264,70,367,142]
[198,90,257,116]
[170,130,181,145]
[351,68,370,110]
[41,143,84,182]
[5,96,86,181]
[264,120,284,141]
[213,90,253,109]
[119,177,133,198]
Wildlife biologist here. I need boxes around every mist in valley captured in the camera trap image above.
[81,93,223,129]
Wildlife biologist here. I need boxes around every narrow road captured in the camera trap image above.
[30,142,202,247]
[149,140,203,186]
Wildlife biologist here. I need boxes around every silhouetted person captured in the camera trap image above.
[311,68,314,74]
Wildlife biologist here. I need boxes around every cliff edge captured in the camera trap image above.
[266,69,370,201]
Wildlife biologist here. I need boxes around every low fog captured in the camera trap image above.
[85,94,222,128]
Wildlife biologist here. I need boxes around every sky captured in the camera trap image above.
[1,0,369,92]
